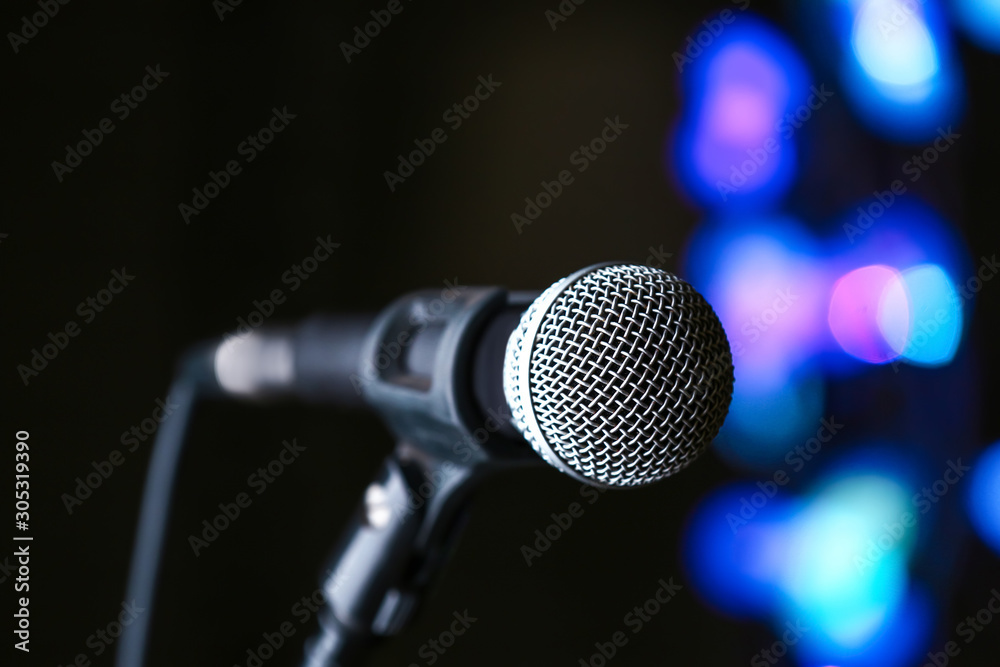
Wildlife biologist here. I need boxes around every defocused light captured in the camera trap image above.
[685,217,830,390]
[952,0,1000,52]
[836,199,967,279]
[825,0,964,142]
[967,441,1000,554]
[852,0,940,89]
[684,461,931,666]
[884,264,963,366]
[826,199,969,371]
[683,484,797,617]
[670,17,810,210]
[778,475,913,646]
[685,218,832,469]
[716,372,826,471]
[828,265,905,364]
[796,586,933,667]
[692,45,788,197]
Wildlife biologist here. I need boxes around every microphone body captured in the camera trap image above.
[212,263,734,488]
[212,285,537,457]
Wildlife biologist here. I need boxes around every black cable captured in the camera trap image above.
[117,347,218,667]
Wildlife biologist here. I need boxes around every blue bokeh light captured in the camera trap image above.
[825,0,965,142]
[685,216,831,390]
[825,198,969,373]
[852,0,941,89]
[967,440,1000,555]
[776,475,913,647]
[885,264,963,366]
[836,198,967,279]
[684,452,933,666]
[952,0,1000,52]
[796,585,933,667]
[685,217,833,469]
[670,15,811,210]
[683,483,798,618]
[717,372,827,472]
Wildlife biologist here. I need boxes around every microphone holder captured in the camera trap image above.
[300,286,541,666]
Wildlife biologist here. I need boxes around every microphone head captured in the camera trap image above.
[503,263,734,488]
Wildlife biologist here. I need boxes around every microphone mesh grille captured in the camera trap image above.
[505,264,733,487]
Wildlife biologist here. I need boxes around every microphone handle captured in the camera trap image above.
[293,314,377,406]
[212,288,538,430]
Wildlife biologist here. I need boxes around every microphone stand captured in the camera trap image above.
[300,286,540,666]
[301,443,531,666]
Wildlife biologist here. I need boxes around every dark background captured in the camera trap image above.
[3,0,999,665]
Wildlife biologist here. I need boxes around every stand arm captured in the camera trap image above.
[301,445,490,666]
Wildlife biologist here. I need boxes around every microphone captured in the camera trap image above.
[117,262,734,667]
[210,262,734,487]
